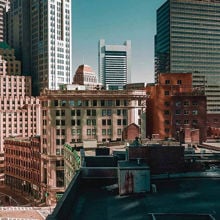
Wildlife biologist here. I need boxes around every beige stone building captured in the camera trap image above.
[40,88,146,204]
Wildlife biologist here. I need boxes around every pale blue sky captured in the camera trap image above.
[72,0,166,83]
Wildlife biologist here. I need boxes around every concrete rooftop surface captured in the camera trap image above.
[70,178,219,220]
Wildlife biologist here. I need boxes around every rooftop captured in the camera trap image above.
[47,170,220,220]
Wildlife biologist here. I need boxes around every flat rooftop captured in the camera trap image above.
[70,178,219,220]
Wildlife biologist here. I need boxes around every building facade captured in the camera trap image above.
[0,45,40,183]
[146,73,207,143]
[73,64,101,90]
[4,136,41,200]
[39,88,146,204]
[7,0,72,94]
[98,39,131,90]
[0,0,9,42]
[155,0,220,113]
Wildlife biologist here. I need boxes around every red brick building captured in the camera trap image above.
[146,73,207,143]
[122,123,140,141]
[4,136,41,200]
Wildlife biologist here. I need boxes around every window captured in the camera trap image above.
[77,120,80,126]
[117,119,121,125]
[176,101,181,107]
[165,80,170,84]
[116,100,120,106]
[102,129,106,135]
[87,110,92,116]
[76,110,81,116]
[69,100,74,106]
[61,120,65,126]
[192,110,198,115]
[107,109,112,116]
[184,110,189,115]
[177,80,182,85]
[164,91,169,96]
[164,101,170,107]
[123,119,127,125]
[176,120,181,125]
[122,109,127,116]
[184,101,189,106]
[164,110,170,115]
[164,120,170,125]
[61,110,65,116]
[165,128,169,133]
[107,119,111,125]
[192,120,198,126]
[71,120,75,126]
[176,110,181,115]
[101,100,105,106]
[184,120,189,125]
[71,110,75,116]
[107,129,111,135]
[87,129,91,135]
[192,101,198,106]
[87,119,91,125]
[72,129,75,135]
[107,100,113,106]
[56,120,60,126]
[102,109,106,116]
[117,110,121,116]
[92,110,96,116]
[102,120,106,126]
[54,100,59,106]
[92,100,97,106]
[117,129,122,135]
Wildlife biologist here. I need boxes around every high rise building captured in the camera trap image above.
[0,0,9,42]
[98,39,131,90]
[0,42,40,183]
[155,0,220,113]
[7,0,72,95]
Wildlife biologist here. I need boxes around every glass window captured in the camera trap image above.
[164,91,169,96]
[165,80,170,84]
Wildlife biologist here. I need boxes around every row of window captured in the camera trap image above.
[52,109,128,117]
[42,99,129,107]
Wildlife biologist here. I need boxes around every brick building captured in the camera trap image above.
[4,136,41,200]
[146,73,207,143]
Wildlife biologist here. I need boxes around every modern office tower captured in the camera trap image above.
[155,0,220,113]
[7,0,72,95]
[40,88,146,204]
[0,0,9,42]
[98,39,131,90]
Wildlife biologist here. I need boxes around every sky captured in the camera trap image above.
[72,0,166,84]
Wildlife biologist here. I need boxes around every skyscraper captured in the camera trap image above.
[98,39,131,90]
[7,0,72,95]
[155,0,220,113]
[0,0,9,42]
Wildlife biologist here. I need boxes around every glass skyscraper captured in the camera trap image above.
[155,0,220,113]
